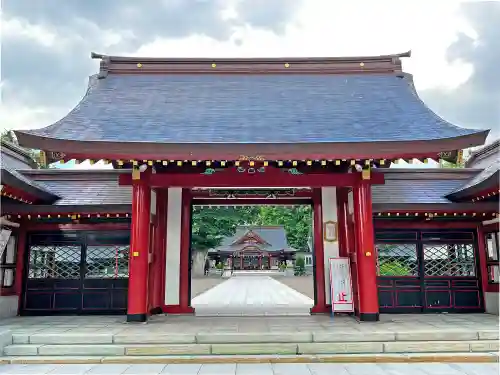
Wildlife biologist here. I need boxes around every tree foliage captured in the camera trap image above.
[191,205,312,252]
[1,130,49,169]
[294,255,306,276]
[378,261,411,276]
[1,130,17,144]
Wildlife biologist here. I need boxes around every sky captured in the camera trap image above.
[1,0,499,171]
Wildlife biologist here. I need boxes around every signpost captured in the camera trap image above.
[329,257,354,314]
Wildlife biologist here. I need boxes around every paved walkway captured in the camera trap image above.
[191,276,314,316]
[0,363,497,374]
[0,314,497,336]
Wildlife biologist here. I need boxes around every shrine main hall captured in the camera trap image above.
[0,51,498,323]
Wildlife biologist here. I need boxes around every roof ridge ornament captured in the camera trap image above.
[87,51,412,75]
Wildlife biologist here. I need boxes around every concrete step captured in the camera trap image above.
[3,340,499,357]
[9,329,499,345]
[0,352,498,365]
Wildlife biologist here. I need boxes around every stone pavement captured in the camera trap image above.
[0,362,497,374]
[1,313,496,335]
[191,277,225,298]
[191,276,314,316]
[0,313,497,359]
[270,275,314,299]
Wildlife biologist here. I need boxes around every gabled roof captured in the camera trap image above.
[0,140,37,169]
[445,159,500,202]
[372,168,496,212]
[466,139,500,168]
[15,52,488,161]
[231,229,269,246]
[214,225,294,253]
[0,141,59,203]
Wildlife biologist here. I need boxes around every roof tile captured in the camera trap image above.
[22,73,484,144]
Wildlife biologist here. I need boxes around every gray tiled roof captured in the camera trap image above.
[34,178,131,205]
[2,167,54,195]
[372,179,464,204]
[17,169,482,209]
[447,159,500,199]
[0,143,58,201]
[215,226,294,253]
[20,73,484,144]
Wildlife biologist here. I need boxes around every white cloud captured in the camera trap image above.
[137,0,475,92]
[2,17,58,47]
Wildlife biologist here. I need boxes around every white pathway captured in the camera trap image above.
[0,363,496,375]
[192,275,314,316]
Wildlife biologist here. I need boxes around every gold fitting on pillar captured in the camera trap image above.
[132,166,141,180]
[361,168,371,180]
[365,251,372,257]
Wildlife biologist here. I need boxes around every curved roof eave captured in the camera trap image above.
[14,74,99,146]
[12,132,490,161]
[14,65,490,157]
[446,160,500,202]
[1,167,60,203]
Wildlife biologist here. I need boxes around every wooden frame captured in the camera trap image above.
[324,221,338,242]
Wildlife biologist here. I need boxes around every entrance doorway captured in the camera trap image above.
[189,202,315,316]
[376,229,484,313]
[21,231,130,315]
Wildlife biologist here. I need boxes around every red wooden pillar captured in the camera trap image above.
[311,188,328,313]
[336,188,350,257]
[179,188,194,313]
[476,225,489,307]
[353,181,379,321]
[258,255,262,269]
[15,224,27,314]
[150,190,168,314]
[240,257,243,269]
[127,178,151,322]
[148,221,156,314]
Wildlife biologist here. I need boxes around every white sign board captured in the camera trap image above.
[0,229,12,258]
[329,257,354,313]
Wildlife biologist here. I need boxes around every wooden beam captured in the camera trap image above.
[119,169,384,187]
[192,198,312,206]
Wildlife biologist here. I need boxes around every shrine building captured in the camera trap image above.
[207,226,297,270]
[0,51,499,322]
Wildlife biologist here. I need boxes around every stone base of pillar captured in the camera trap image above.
[127,313,147,323]
[358,312,380,322]
[163,305,195,314]
[150,306,163,315]
[310,305,329,314]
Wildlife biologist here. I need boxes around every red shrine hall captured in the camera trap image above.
[1,51,498,322]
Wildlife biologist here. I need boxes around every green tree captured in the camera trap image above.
[294,255,306,276]
[1,130,17,144]
[254,205,312,250]
[439,160,465,169]
[1,130,49,169]
[191,206,260,276]
[190,204,313,276]
[379,260,411,276]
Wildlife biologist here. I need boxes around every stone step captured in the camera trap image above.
[0,352,498,365]
[10,330,499,345]
[3,340,499,357]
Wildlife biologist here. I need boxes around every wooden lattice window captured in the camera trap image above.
[485,231,500,284]
[0,230,17,295]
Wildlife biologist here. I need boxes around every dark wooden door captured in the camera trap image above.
[376,230,483,313]
[22,231,129,315]
[420,231,482,312]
